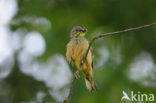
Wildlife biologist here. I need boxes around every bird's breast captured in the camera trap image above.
[73,40,89,57]
[70,39,89,67]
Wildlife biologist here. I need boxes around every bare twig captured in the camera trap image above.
[63,69,80,103]
[64,22,156,103]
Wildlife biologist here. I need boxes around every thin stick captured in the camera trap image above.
[64,22,156,103]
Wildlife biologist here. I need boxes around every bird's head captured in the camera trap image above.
[70,26,88,38]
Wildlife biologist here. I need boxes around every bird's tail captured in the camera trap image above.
[85,78,97,92]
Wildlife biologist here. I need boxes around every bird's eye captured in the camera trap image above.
[79,30,83,32]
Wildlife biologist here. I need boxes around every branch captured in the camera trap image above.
[63,22,156,103]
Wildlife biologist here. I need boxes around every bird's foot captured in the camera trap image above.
[74,70,80,79]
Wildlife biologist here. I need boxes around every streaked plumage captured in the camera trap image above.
[66,26,97,92]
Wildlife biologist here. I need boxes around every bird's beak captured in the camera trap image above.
[79,28,88,37]
[82,28,88,33]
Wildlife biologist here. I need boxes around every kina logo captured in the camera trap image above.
[121,90,155,102]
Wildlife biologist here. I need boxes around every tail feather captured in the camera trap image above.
[85,78,97,92]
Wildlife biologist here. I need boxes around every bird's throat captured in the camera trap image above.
[72,37,85,44]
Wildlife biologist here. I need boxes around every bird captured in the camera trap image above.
[66,26,97,92]
[121,91,131,101]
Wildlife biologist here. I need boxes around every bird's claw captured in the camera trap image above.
[74,70,80,79]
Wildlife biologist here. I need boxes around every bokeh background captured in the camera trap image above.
[0,0,156,103]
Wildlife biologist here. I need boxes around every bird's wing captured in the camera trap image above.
[66,42,74,64]
[90,47,94,69]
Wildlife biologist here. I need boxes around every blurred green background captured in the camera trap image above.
[0,0,156,103]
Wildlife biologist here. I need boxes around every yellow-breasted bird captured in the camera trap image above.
[66,26,97,92]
